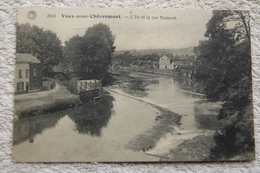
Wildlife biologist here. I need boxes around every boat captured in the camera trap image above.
[76,79,102,102]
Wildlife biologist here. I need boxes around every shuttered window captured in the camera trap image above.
[19,70,22,78]
[17,82,24,91]
[26,69,29,78]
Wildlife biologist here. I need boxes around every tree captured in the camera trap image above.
[113,51,133,66]
[63,23,116,79]
[16,23,63,75]
[79,23,115,76]
[196,11,251,100]
[62,35,83,72]
[195,10,254,160]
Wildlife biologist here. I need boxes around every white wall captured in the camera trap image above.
[14,63,29,92]
[159,55,174,70]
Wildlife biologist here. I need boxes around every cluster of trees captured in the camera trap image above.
[195,11,254,159]
[132,53,159,62]
[16,23,63,75]
[16,23,115,79]
[63,23,115,79]
[113,51,159,66]
[113,51,133,66]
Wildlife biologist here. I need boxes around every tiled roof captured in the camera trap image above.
[16,53,41,64]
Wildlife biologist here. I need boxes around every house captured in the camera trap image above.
[159,55,174,70]
[15,53,42,94]
[173,59,195,69]
[173,55,197,78]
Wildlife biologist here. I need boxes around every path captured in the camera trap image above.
[14,83,60,101]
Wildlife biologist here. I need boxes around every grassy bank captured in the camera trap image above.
[162,135,216,161]
[194,100,224,130]
[14,82,81,118]
[125,101,181,152]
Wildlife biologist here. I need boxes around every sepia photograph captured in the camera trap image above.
[12,7,254,162]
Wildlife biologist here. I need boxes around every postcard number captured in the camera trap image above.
[47,14,56,18]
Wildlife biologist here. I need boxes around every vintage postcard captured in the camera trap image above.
[13,8,254,162]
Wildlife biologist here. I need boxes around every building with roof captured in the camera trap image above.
[159,55,174,70]
[15,53,42,94]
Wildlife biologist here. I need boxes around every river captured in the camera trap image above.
[13,71,222,162]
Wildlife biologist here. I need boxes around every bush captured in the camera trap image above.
[17,97,81,118]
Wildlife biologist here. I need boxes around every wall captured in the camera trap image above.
[14,63,29,94]
[159,55,174,70]
[29,63,42,92]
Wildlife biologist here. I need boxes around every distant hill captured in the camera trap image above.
[114,47,195,56]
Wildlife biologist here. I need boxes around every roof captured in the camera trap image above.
[160,54,174,59]
[16,53,41,64]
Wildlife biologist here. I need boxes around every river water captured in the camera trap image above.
[13,71,220,162]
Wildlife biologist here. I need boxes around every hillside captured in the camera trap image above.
[114,47,195,56]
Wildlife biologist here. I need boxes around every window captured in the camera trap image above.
[33,68,37,76]
[17,82,24,91]
[26,69,29,78]
[19,70,22,78]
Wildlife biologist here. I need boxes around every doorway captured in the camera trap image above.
[26,82,29,93]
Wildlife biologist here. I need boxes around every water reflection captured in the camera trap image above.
[68,92,115,136]
[13,71,222,162]
[13,91,115,145]
[126,72,215,131]
[127,71,204,99]
[13,110,65,145]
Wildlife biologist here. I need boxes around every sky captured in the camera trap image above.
[17,8,213,51]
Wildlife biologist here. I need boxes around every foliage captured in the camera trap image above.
[63,23,115,78]
[126,106,180,152]
[195,10,254,160]
[113,51,133,66]
[196,10,251,101]
[15,85,81,118]
[62,35,83,72]
[113,51,159,66]
[16,23,63,75]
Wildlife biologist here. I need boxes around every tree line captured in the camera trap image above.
[16,23,115,79]
[195,10,254,160]
[113,51,159,66]
[16,23,63,75]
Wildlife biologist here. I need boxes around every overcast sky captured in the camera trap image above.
[17,8,213,51]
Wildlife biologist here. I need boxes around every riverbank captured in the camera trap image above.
[106,87,181,153]
[126,104,181,153]
[14,72,134,119]
[14,70,222,161]
[106,71,183,153]
[147,100,223,161]
[14,82,82,118]
[162,134,216,161]
[111,66,205,94]
[121,66,178,76]
[108,71,223,161]
[107,86,221,161]
[109,72,155,97]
